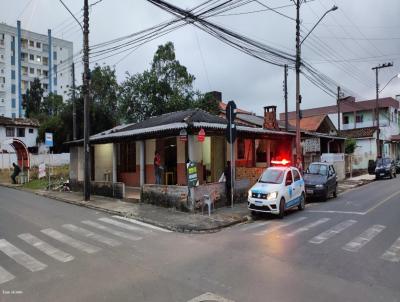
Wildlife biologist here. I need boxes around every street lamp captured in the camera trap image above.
[294,3,338,164]
[380,73,400,93]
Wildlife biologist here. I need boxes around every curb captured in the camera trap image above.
[0,183,247,234]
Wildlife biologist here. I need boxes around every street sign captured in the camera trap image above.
[225,100,237,124]
[38,163,46,179]
[179,129,188,142]
[226,123,237,144]
[198,128,205,142]
[45,132,53,147]
[187,161,198,188]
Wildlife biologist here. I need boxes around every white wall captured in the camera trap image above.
[0,152,69,169]
[0,125,38,148]
[94,144,112,181]
[353,138,376,170]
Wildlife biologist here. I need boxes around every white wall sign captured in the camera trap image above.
[38,163,46,179]
[303,138,321,153]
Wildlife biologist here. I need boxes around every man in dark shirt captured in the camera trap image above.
[11,163,21,184]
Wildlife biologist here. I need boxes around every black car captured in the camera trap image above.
[374,157,397,179]
[304,162,338,201]
[396,160,400,174]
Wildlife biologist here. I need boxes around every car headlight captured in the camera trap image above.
[316,184,324,188]
[248,190,252,198]
[267,191,278,200]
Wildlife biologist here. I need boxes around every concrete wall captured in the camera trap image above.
[0,126,38,147]
[69,180,125,199]
[69,146,84,181]
[141,184,189,211]
[353,138,376,170]
[94,144,113,182]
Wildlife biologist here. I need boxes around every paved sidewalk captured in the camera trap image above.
[337,174,374,195]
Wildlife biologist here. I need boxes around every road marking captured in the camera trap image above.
[0,266,15,285]
[253,217,307,236]
[112,215,172,232]
[41,229,101,254]
[381,236,400,262]
[240,221,271,231]
[62,224,121,247]
[98,217,150,233]
[187,292,235,302]
[0,239,47,272]
[286,218,331,237]
[18,233,74,263]
[81,220,142,241]
[342,224,386,252]
[307,210,365,215]
[309,219,358,244]
[364,190,400,214]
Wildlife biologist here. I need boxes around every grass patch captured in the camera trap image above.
[22,179,49,190]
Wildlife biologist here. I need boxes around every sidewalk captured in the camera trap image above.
[337,174,375,195]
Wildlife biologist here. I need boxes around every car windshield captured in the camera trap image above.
[259,169,284,184]
[377,158,391,166]
[306,164,328,176]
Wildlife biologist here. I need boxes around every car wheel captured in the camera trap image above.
[375,175,379,180]
[278,198,285,219]
[251,210,258,218]
[298,193,305,211]
[390,171,393,179]
[394,172,397,178]
[333,185,338,198]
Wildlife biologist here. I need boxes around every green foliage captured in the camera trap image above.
[41,93,64,116]
[345,138,357,154]
[24,78,44,117]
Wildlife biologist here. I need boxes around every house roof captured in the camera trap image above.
[280,97,399,120]
[340,127,376,138]
[390,135,400,142]
[219,102,252,114]
[288,115,327,132]
[0,116,39,127]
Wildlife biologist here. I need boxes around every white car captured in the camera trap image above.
[248,165,306,218]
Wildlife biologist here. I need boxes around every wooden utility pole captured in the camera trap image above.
[71,62,77,141]
[295,0,302,162]
[284,64,288,132]
[337,86,341,135]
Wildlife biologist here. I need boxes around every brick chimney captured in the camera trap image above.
[263,106,278,129]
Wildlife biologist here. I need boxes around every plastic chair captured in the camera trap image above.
[202,194,213,216]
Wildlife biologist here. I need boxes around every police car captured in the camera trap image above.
[248,160,306,219]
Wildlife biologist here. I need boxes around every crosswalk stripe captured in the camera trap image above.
[111,216,172,232]
[381,236,400,262]
[98,217,150,233]
[0,239,47,272]
[286,218,331,237]
[342,224,386,252]
[309,220,358,244]
[18,233,74,263]
[41,229,101,254]
[0,265,15,285]
[62,224,121,247]
[254,217,307,236]
[81,220,142,241]
[240,221,271,232]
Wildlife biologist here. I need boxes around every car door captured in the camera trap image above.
[284,170,296,208]
[292,168,302,201]
[326,165,334,194]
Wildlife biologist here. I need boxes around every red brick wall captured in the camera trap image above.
[119,165,140,187]
[146,164,156,184]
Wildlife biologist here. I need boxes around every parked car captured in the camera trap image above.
[248,164,305,219]
[374,157,396,179]
[303,162,337,201]
[395,160,400,174]
[368,159,376,175]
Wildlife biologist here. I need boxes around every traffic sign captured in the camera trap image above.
[226,123,237,144]
[187,161,198,188]
[226,100,237,124]
[45,132,53,147]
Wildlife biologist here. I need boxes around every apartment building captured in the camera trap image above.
[0,21,73,118]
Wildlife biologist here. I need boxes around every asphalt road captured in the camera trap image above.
[0,177,400,302]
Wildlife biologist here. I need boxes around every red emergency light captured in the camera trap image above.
[271,159,291,166]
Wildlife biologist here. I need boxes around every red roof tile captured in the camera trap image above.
[340,127,376,138]
[288,115,326,132]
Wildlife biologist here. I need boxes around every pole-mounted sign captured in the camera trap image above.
[45,132,53,147]
[225,100,237,208]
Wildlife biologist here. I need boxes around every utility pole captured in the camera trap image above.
[83,0,91,201]
[284,64,288,132]
[372,62,393,158]
[337,86,341,135]
[295,0,302,163]
[71,62,77,141]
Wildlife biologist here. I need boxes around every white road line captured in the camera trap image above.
[62,224,121,247]
[309,219,358,244]
[18,233,74,263]
[381,236,400,262]
[253,217,307,236]
[0,239,47,272]
[81,220,142,241]
[342,224,386,252]
[240,221,271,232]
[307,210,365,215]
[98,217,150,233]
[112,215,172,232]
[0,266,15,285]
[41,229,101,254]
[286,218,331,237]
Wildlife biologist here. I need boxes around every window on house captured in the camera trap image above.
[36,42,41,48]
[356,115,363,123]
[11,113,16,118]
[11,56,15,65]
[53,51,57,60]
[29,40,34,47]
[29,67,35,75]
[237,138,245,159]
[119,142,136,173]
[6,127,14,137]
[11,70,15,79]
[11,84,16,94]
[29,54,34,61]
[17,128,25,137]
[36,55,42,63]
[37,69,41,76]
[29,128,34,133]
[11,98,16,108]
[343,116,349,124]
[43,70,48,77]
[43,57,48,65]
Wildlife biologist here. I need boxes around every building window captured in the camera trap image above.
[29,54,34,61]
[29,40,34,47]
[356,115,363,123]
[36,42,41,48]
[11,98,16,108]
[6,127,14,137]
[30,67,35,75]
[37,69,41,76]
[43,57,48,65]
[43,70,48,77]
[119,142,136,173]
[11,56,15,65]
[54,77,57,86]
[11,84,16,94]
[11,113,16,118]
[343,116,349,124]
[11,69,15,79]
[53,51,57,60]
[237,138,245,159]
[29,128,34,133]
[17,128,25,137]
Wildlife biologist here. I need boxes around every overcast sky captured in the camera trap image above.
[2,0,400,116]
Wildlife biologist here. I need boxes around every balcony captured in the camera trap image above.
[0,83,5,92]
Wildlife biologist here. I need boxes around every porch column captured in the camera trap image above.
[112,143,117,183]
[266,140,271,167]
[139,140,145,187]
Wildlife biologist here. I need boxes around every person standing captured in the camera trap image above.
[11,162,21,184]
[224,161,232,206]
[296,157,303,175]
[154,151,161,184]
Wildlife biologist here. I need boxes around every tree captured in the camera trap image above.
[119,42,201,123]
[24,78,43,117]
[41,93,64,116]
[345,138,357,154]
